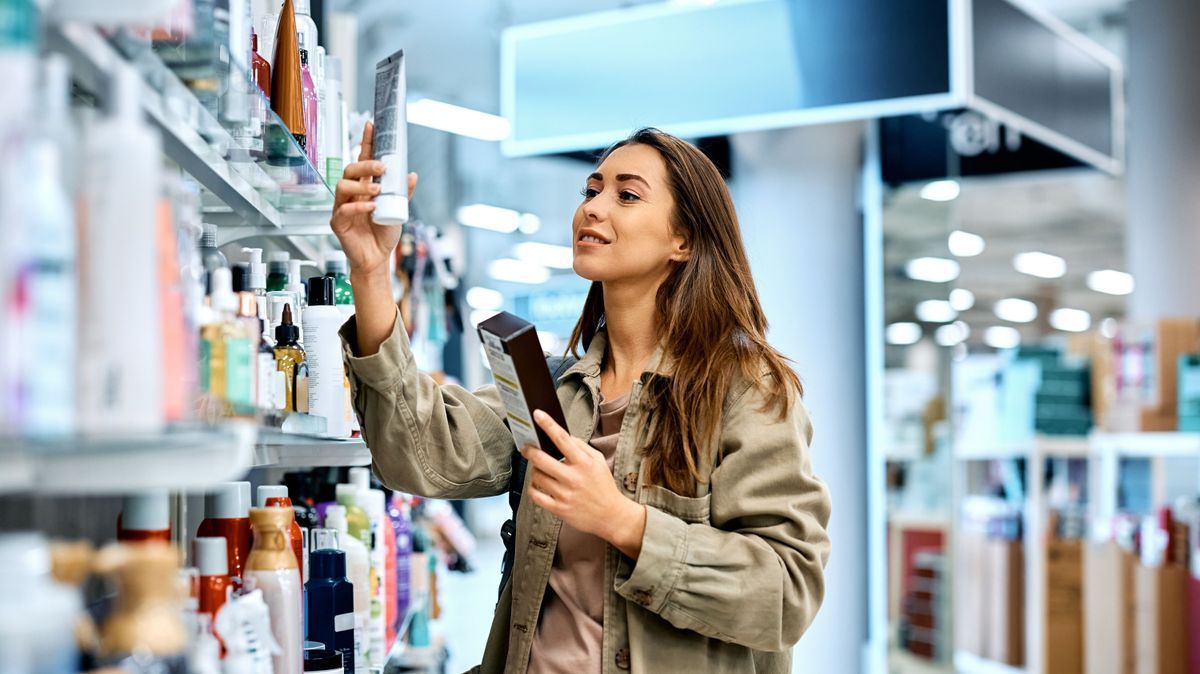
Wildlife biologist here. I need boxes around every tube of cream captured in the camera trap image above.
[372,49,409,226]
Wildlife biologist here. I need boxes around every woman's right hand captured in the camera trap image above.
[330,120,418,277]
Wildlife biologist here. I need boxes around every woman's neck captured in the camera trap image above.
[600,279,662,396]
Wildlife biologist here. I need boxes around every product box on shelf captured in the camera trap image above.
[1133,562,1188,674]
[987,537,1025,667]
[954,532,989,658]
[1045,539,1084,674]
[1105,319,1200,432]
[1084,541,1136,674]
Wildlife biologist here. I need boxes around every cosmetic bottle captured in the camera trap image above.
[95,543,187,661]
[321,55,345,187]
[259,485,306,578]
[0,533,80,674]
[314,46,327,182]
[245,507,304,674]
[325,507,370,673]
[252,29,271,98]
[79,63,163,435]
[117,490,171,544]
[335,481,371,550]
[271,0,305,151]
[195,537,231,626]
[362,489,391,665]
[198,224,227,290]
[232,292,261,417]
[303,276,348,437]
[306,529,355,674]
[300,47,319,170]
[197,481,252,581]
[293,0,319,60]
[268,251,290,291]
[323,251,355,317]
[275,304,309,413]
[216,588,277,672]
[389,494,413,638]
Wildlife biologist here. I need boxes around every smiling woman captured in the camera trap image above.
[332,126,831,674]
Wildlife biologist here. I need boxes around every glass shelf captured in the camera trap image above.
[46,21,334,229]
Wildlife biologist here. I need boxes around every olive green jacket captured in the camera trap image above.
[340,315,831,673]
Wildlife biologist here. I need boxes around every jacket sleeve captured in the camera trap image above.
[339,312,514,499]
[613,377,832,651]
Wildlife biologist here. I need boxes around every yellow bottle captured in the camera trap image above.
[272,304,308,413]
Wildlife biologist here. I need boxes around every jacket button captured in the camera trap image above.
[615,647,631,670]
[632,589,653,606]
[622,472,638,492]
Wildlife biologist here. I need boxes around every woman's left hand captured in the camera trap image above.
[522,410,647,558]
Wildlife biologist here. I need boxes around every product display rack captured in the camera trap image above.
[254,429,371,468]
[950,431,1200,674]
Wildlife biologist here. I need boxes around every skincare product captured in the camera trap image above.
[197,481,252,581]
[306,529,355,674]
[321,55,345,186]
[117,490,171,544]
[246,507,304,674]
[370,49,409,225]
[195,537,231,625]
[271,0,305,150]
[300,48,319,168]
[325,507,369,673]
[303,276,348,437]
[259,485,305,579]
[275,304,309,413]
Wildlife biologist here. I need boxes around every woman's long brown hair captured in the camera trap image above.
[566,128,802,496]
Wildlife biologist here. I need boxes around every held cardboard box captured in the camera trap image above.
[1134,562,1187,674]
[1046,539,1084,674]
[1084,542,1136,674]
[987,538,1025,667]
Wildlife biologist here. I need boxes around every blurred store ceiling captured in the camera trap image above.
[883,169,1127,348]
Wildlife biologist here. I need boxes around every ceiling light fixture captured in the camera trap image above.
[886,322,922,346]
[985,326,1021,349]
[916,300,958,323]
[487,258,550,284]
[465,286,504,311]
[948,230,985,257]
[514,242,573,269]
[949,288,975,312]
[407,98,511,141]
[1050,308,1091,333]
[994,298,1038,323]
[920,179,961,202]
[1013,251,1066,279]
[1087,269,1134,296]
[905,257,961,283]
[936,322,968,347]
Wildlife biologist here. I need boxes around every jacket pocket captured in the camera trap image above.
[638,485,710,524]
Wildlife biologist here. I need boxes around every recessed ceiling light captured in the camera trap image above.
[948,230,985,257]
[916,300,957,323]
[465,286,504,311]
[457,204,521,233]
[1013,251,1066,279]
[407,98,511,141]
[985,326,1022,349]
[1050,308,1091,333]
[950,288,975,311]
[905,257,960,283]
[487,258,550,284]
[514,242,573,269]
[1099,317,1119,338]
[920,180,960,202]
[994,298,1038,323]
[886,322,922,345]
[936,322,969,346]
[1087,269,1134,296]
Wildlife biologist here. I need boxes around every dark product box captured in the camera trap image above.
[478,312,569,461]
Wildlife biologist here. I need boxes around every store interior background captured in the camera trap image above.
[6,0,1200,672]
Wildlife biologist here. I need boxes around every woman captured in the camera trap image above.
[331,124,831,673]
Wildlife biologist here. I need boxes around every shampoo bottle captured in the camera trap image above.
[196,481,252,582]
[79,63,163,434]
[303,276,347,437]
[194,537,231,625]
[306,528,355,674]
[245,506,304,674]
[259,485,305,579]
[325,506,370,674]
[117,490,171,544]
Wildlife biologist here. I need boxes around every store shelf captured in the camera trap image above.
[954,435,1091,461]
[254,429,372,468]
[953,651,1025,674]
[1089,431,1200,458]
[45,22,333,233]
[0,423,256,495]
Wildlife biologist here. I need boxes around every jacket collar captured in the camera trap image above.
[557,329,673,384]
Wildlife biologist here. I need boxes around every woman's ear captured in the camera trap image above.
[670,234,692,263]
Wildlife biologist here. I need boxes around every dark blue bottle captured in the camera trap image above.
[306,545,356,674]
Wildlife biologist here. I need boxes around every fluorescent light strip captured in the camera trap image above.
[457,204,521,233]
[886,322,922,346]
[488,258,550,284]
[985,326,1021,349]
[920,180,960,202]
[950,288,975,312]
[514,242,573,269]
[1087,269,1134,296]
[408,98,511,141]
[915,300,957,323]
[1050,308,1091,333]
[994,298,1038,324]
[466,286,504,311]
[948,230,985,257]
[935,322,968,347]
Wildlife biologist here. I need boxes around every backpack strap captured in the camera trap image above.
[498,354,578,598]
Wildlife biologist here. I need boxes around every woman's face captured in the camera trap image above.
[571,144,689,285]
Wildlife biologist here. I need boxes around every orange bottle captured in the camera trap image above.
[197,482,252,582]
[259,485,304,579]
[117,490,171,544]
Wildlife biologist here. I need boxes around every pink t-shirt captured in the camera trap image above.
[527,392,630,674]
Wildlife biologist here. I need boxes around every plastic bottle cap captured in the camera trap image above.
[201,223,219,248]
[373,194,409,226]
[364,489,385,518]
[257,485,289,507]
[121,490,170,531]
[269,251,290,264]
[310,528,340,552]
[231,263,249,293]
[275,303,301,345]
[334,484,359,506]
[307,276,334,306]
[209,267,238,313]
[243,248,266,290]
[294,0,313,16]
[238,482,252,517]
[304,650,343,672]
[195,537,229,577]
[324,251,348,275]
[348,467,371,492]
[308,548,347,582]
[269,295,290,328]
[206,482,249,519]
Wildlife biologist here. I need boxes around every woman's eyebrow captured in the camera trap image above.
[587,172,651,190]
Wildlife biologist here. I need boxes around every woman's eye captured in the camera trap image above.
[580,187,599,199]
[619,190,640,202]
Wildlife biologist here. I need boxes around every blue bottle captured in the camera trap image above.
[306,529,356,674]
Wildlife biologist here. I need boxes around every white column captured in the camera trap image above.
[1125,0,1200,320]
[732,122,869,673]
